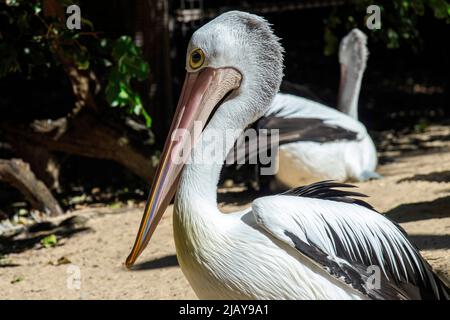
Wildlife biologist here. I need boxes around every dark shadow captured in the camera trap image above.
[217,185,280,210]
[385,196,450,223]
[409,235,450,251]
[217,188,260,207]
[376,129,450,164]
[378,155,396,165]
[0,216,91,254]
[132,254,179,271]
[218,167,278,207]
[0,215,91,255]
[422,134,450,143]
[0,227,91,255]
[379,146,449,166]
[398,170,450,183]
[0,262,20,268]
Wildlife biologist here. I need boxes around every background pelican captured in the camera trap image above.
[337,28,368,119]
[126,11,449,300]
[228,28,377,187]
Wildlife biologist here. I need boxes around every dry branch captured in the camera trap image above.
[13,142,61,191]
[0,159,63,216]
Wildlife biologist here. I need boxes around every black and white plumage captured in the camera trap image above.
[256,181,449,300]
[228,29,378,186]
[126,11,449,300]
[229,94,379,185]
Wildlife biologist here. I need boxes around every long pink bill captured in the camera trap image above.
[125,67,241,268]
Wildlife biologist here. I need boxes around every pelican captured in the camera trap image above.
[126,11,449,300]
[228,28,377,186]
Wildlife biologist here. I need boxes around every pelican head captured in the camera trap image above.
[339,28,368,74]
[337,28,368,119]
[126,11,284,267]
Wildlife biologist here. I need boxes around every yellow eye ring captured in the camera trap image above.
[189,48,205,69]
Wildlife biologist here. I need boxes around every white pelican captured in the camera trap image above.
[229,28,377,186]
[126,11,449,300]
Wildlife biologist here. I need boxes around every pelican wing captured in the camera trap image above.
[226,117,359,165]
[257,116,359,143]
[251,181,449,300]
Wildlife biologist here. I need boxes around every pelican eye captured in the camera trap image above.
[189,48,205,69]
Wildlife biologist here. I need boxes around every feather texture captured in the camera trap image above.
[252,183,449,300]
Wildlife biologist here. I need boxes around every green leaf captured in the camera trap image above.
[5,0,20,7]
[108,202,122,209]
[103,59,112,67]
[105,35,150,124]
[387,28,400,49]
[76,55,90,70]
[81,17,94,30]
[428,0,450,19]
[0,3,152,128]
[112,36,135,60]
[118,85,130,100]
[141,108,152,128]
[32,2,42,15]
[41,234,58,248]
[132,99,142,115]
[11,276,24,284]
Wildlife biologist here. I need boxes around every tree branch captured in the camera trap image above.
[0,159,63,216]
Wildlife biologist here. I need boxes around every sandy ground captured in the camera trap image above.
[1,125,450,299]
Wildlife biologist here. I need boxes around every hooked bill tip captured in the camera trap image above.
[125,254,136,269]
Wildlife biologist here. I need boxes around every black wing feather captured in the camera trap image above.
[285,230,415,300]
[282,180,375,210]
[225,117,359,165]
[257,116,359,144]
[280,180,450,300]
